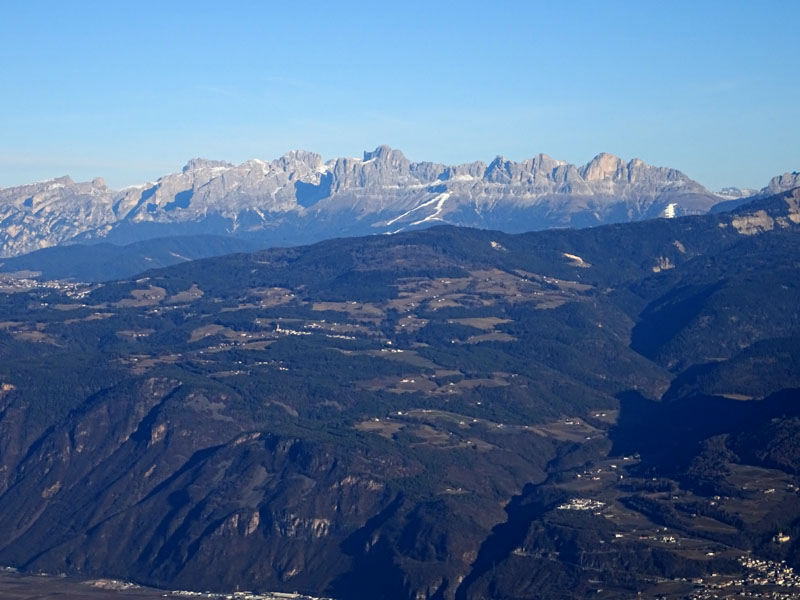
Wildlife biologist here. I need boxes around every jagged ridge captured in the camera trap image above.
[0,146,792,258]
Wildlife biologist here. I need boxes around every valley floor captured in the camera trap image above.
[0,570,331,600]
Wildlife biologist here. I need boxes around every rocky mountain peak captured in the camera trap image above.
[362,145,410,167]
[323,145,415,192]
[439,161,486,181]
[182,158,234,173]
[581,153,625,182]
[483,156,514,183]
[763,171,800,196]
[716,187,758,200]
[526,153,569,176]
[273,150,325,172]
[531,152,565,167]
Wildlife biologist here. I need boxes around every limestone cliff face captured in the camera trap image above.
[0,176,115,257]
[763,171,800,196]
[0,146,729,257]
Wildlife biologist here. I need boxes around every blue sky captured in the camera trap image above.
[1,1,798,190]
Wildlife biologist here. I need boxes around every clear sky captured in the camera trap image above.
[1,0,798,191]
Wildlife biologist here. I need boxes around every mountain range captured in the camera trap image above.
[2,145,796,259]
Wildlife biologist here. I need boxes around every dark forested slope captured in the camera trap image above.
[0,189,798,599]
